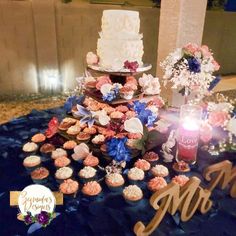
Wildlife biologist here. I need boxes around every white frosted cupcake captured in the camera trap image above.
[51,148,67,160]
[151,165,169,177]
[123,185,143,205]
[23,155,41,172]
[78,166,97,183]
[105,173,125,192]
[22,142,38,155]
[128,167,145,185]
[92,134,105,145]
[55,167,73,183]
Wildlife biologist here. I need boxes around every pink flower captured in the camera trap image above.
[96,76,112,90]
[126,76,138,86]
[200,45,212,57]
[200,122,212,143]
[86,52,99,65]
[183,43,199,54]
[212,60,220,71]
[208,111,229,127]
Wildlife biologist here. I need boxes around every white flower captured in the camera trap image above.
[93,110,110,126]
[124,118,143,134]
[139,73,161,95]
[100,83,113,96]
[227,117,236,136]
[147,105,159,115]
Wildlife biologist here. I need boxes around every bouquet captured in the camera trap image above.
[160,43,220,97]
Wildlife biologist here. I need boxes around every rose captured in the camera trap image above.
[86,52,99,65]
[200,122,212,143]
[183,43,199,54]
[36,211,50,226]
[227,117,236,136]
[212,60,220,71]
[200,45,212,57]
[24,213,33,225]
[208,111,229,127]
[96,76,111,90]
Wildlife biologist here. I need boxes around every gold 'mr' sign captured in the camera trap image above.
[134,160,236,236]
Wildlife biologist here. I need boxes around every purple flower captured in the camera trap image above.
[36,211,50,226]
[24,213,33,225]
[74,105,95,127]
[124,60,139,72]
[187,57,201,73]
[64,95,85,113]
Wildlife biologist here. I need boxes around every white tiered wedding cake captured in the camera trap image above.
[97,10,144,70]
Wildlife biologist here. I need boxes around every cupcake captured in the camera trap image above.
[116,105,129,113]
[22,142,38,155]
[23,155,41,172]
[172,175,189,187]
[54,156,71,168]
[31,133,46,144]
[110,111,124,120]
[59,179,79,197]
[40,143,55,160]
[63,140,77,155]
[134,159,151,172]
[123,185,143,205]
[66,125,81,136]
[172,161,190,173]
[55,167,73,183]
[125,111,136,119]
[59,118,77,131]
[83,154,99,167]
[51,148,67,160]
[91,134,105,146]
[143,151,159,164]
[128,167,145,184]
[76,132,91,143]
[151,165,169,178]
[79,166,97,183]
[147,177,167,192]
[120,86,134,100]
[72,143,90,162]
[83,127,97,135]
[31,167,49,184]
[105,173,124,192]
[103,106,115,115]
[82,181,102,200]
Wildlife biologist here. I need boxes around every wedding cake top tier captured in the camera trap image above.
[100,10,142,40]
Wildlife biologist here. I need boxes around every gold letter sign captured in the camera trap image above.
[134,160,236,236]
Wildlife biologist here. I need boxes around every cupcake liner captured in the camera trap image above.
[56,177,71,184]
[107,184,124,193]
[63,191,78,200]
[24,164,41,173]
[124,197,143,206]
[81,191,102,201]
[79,176,96,184]
[31,177,48,185]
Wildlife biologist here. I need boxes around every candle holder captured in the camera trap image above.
[176,104,202,165]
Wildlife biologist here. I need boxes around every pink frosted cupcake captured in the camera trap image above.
[91,134,105,145]
[147,177,167,192]
[172,161,190,173]
[67,125,81,135]
[110,111,124,120]
[125,110,136,119]
[59,179,79,197]
[172,175,189,187]
[143,151,159,164]
[134,159,151,172]
[82,181,102,200]
[83,127,97,135]
[54,156,71,168]
[116,105,129,113]
[120,87,134,100]
[83,154,99,167]
[63,140,77,155]
[31,133,46,144]
[151,165,169,177]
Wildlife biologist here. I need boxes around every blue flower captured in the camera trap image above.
[102,84,120,102]
[187,57,201,73]
[131,101,158,127]
[64,95,85,113]
[106,137,131,162]
[74,105,95,127]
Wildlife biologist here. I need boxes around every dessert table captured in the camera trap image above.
[0,107,236,236]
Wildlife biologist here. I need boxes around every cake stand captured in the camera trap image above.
[86,63,154,105]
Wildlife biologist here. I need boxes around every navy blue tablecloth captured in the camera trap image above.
[0,107,236,236]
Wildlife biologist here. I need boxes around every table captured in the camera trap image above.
[0,107,236,236]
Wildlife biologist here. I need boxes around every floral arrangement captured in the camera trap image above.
[23,211,54,227]
[160,43,220,96]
